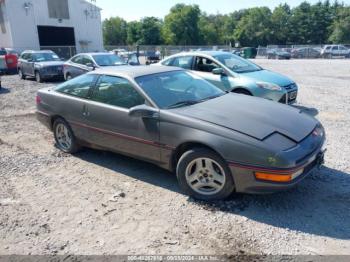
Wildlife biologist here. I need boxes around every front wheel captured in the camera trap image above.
[176,148,235,201]
[18,68,25,79]
[53,118,80,153]
[35,71,43,83]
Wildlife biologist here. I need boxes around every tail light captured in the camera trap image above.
[36,95,42,105]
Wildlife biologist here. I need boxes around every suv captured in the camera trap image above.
[0,48,19,74]
[321,45,350,58]
[18,50,64,82]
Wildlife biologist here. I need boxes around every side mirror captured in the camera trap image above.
[212,68,226,75]
[129,104,159,118]
[86,62,96,70]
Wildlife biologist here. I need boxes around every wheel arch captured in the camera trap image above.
[231,87,253,96]
[170,141,225,172]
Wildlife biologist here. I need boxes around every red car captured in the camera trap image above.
[0,48,19,74]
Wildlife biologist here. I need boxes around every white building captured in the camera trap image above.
[0,0,103,57]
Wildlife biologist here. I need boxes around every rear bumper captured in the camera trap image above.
[36,111,51,130]
[228,150,325,194]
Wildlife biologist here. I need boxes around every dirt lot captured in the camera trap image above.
[0,59,349,256]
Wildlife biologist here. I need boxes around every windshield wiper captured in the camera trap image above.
[167,100,199,109]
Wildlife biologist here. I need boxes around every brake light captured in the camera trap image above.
[36,95,42,105]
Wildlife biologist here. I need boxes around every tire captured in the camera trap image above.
[176,148,235,201]
[35,71,43,83]
[65,73,72,81]
[53,118,81,154]
[18,68,25,80]
[233,89,252,96]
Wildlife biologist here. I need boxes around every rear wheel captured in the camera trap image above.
[176,148,235,201]
[53,118,80,153]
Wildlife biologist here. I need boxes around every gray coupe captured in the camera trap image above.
[36,66,326,200]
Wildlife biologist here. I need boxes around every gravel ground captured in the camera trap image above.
[0,59,349,256]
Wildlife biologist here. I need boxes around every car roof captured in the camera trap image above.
[170,51,230,57]
[92,65,183,78]
[22,50,55,54]
[74,52,113,56]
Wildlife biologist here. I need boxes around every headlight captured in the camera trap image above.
[256,82,282,91]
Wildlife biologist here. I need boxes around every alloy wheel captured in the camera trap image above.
[55,123,72,151]
[185,157,226,195]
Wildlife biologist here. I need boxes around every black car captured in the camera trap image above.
[145,50,160,65]
[18,50,64,82]
[267,49,291,60]
[63,53,127,80]
[291,47,321,59]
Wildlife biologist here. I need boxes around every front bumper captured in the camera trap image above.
[228,150,325,194]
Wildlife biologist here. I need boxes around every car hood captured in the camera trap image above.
[35,61,64,67]
[240,69,294,87]
[173,94,317,142]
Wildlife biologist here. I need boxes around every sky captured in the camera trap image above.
[95,0,350,21]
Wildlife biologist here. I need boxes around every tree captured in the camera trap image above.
[127,21,142,45]
[270,4,291,44]
[329,7,350,43]
[233,7,272,47]
[103,17,127,45]
[139,17,163,45]
[162,4,202,45]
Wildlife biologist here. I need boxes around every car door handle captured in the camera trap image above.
[82,104,90,117]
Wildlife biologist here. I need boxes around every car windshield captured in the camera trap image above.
[214,53,262,73]
[136,70,225,109]
[33,52,60,62]
[92,54,126,66]
[0,50,7,55]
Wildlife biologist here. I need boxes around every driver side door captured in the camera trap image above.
[84,75,161,162]
[193,56,231,91]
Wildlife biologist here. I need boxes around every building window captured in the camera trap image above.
[47,0,70,19]
[0,3,6,33]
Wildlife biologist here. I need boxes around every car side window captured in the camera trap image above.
[71,55,83,64]
[194,57,220,73]
[55,74,97,98]
[161,58,174,66]
[82,56,95,66]
[91,75,145,109]
[171,56,193,69]
[20,53,28,60]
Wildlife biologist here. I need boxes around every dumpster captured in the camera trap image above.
[242,47,257,59]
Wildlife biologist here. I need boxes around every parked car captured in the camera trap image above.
[36,66,326,200]
[267,49,291,60]
[156,51,298,104]
[321,45,350,58]
[18,50,64,82]
[291,47,321,59]
[145,50,160,65]
[0,47,19,74]
[113,51,140,66]
[0,48,7,87]
[63,52,127,80]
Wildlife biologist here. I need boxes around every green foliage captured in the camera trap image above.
[329,6,350,43]
[103,1,350,47]
[162,4,202,45]
[103,17,127,45]
[233,7,272,46]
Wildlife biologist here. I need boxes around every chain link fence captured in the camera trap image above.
[257,44,350,59]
